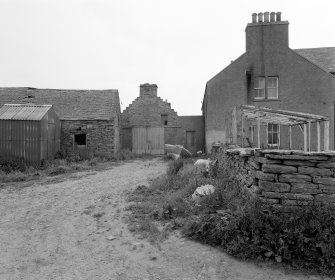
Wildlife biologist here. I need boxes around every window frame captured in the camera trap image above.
[254,77,266,99]
[267,123,280,148]
[267,77,279,99]
[253,76,279,100]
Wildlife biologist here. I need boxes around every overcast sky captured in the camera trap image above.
[0,0,334,115]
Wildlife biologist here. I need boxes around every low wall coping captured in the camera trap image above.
[224,148,335,157]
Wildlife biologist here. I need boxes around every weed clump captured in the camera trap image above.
[0,156,27,174]
[183,201,335,273]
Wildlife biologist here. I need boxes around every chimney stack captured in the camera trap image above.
[246,11,289,53]
[140,83,158,98]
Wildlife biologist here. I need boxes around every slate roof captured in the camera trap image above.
[294,47,335,74]
[0,104,53,121]
[0,88,120,120]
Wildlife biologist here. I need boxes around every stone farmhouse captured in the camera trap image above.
[202,12,335,152]
[121,83,204,154]
[0,87,120,158]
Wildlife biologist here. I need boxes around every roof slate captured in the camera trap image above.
[0,88,120,120]
[294,47,335,74]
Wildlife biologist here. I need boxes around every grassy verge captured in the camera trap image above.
[0,149,136,183]
[126,157,335,275]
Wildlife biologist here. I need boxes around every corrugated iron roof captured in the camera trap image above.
[0,104,52,121]
[0,88,120,120]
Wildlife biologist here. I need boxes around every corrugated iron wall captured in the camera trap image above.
[0,119,41,165]
[0,108,61,166]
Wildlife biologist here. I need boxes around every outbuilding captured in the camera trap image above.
[0,104,60,165]
[0,87,121,158]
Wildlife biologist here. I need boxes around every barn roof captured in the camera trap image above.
[0,104,53,121]
[294,47,335,74]
[0,87,120,120]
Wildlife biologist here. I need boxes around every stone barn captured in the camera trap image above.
[121,83,204,155]
[0,87,121,158]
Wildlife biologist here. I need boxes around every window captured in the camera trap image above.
[267,123,279,147]
[254,77,279,100]
[74,134,86,146]
[254,77,265,99]
[186,131,195,147]
[161,114,168,126]
[267,77,278,99]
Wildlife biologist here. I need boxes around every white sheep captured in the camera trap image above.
[194,158,218,177]
[194,158,211,172]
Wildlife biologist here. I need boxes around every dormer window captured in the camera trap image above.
[254,77,265,99]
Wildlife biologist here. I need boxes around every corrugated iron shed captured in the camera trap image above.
[0,104,61,166]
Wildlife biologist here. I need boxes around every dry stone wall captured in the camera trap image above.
[213,147,335,207]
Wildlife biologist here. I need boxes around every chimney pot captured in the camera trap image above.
[252,13,257,23]
[276,12,282,21]
[270,12,275,22]
[258,12,264,23]
[264,12,270,22]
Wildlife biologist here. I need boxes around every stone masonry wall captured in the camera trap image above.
[121,95,179,128]
[213,148,335,208]
[61,119,116,157]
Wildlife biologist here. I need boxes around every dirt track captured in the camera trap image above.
[0,158,331,280]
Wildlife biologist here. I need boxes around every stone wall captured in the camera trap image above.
[213,148,335,208]
[121,95,179,128]
[61,119,117,157]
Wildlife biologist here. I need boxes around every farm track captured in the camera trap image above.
[0,158,330,280]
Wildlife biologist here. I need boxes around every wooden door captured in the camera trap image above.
[186,130,196,154]
[132,127,164,155]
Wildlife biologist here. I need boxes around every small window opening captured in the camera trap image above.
[161,114,168,126]
[74,134,86,146]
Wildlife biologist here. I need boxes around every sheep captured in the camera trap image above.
[194,158,218,177]
[194,158,211,172]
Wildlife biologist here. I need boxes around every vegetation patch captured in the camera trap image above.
[0,149,137,183]
[126,157,335,275]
